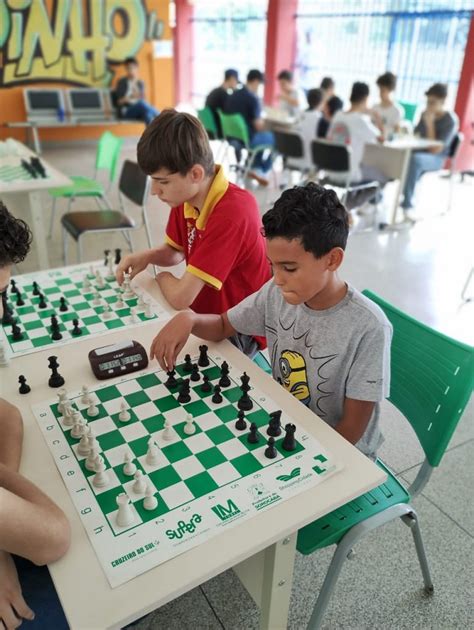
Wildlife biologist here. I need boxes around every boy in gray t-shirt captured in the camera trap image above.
[150,183,393,459]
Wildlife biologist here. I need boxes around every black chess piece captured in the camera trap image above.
[16,292,24,307]
[267,410,282,437]
[240,372,250,389]
[50,315,62,341]
[211,384,222,404]
[198,344,209,367]
[48,355,65,388]
[282,423,297,452]
[177,379,191,403]
[237,389,253,411]
[71,318,82,336]
[264,437,277,459]
[165,369,178,388]
[247,422,260,444]
[30,156,46,177]
[114,248,122,264]
[183,354,193,373]
[190,364,200,382]
[21,159,37,178]
[104,249,110,266]
[1,291,15,326]
[59,297,68,312]
[38,293,47,309]
[200,374,212,393]
[32,281,40,296]
[18,375,31,395]
[10,280,18,294]
[219,361,231,387]
[235,409,247,431]
[11,323,24,341]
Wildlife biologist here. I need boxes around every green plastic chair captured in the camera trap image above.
[48,131,123,238]
[298,290,474,630]
[399,100,418,123]
[198,107,219,140]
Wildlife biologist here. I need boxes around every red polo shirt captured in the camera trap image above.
[165,166,271,319]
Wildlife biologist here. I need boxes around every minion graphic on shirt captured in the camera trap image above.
[278,350,311,405]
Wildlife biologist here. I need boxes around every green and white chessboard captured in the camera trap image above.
[32,349,342,588]
[0,163,42,183]
[1,262,167,357]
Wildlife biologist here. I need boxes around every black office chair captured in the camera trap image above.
[310,139,380,214]
[273,130,309,185]
[61,160,152,263]
[445,131,464,212]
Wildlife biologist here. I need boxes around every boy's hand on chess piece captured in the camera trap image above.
[115,252,150,285]
[149,311,194,371]
[0,550,35,629]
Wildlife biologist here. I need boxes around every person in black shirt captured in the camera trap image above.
[318,95,344,138]
[205,69,239,137]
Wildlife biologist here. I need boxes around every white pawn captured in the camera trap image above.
[106,251,115,279]
[85,445,101,471]
[0,340,10,366]
[115,293,125,309]
[162,418,174,441]
[62,406,75,427]
[82,275,91,290]
[57,388,68,414]
[144,300,154,319]
[95,270,105,289]
[145,438,160,466]
[183,413,196,435]
[88,265,95,277]
[92,458,109,488]
[116,493,135,527]
[77,432,91,456]
[118,401,131,422]
[102,303,112,320]
[71,416,84,438]
[80,385,91,405]
[87,401,99,417]
[93,292,102,306]
[130,307,139,323]
[137,293,145,310]
[143,485,158,511]
[132,470,146,494]
[123,451,137,476]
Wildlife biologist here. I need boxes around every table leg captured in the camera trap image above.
[389,148,411,225]
[31,125,42,154]
[29,191,50,269]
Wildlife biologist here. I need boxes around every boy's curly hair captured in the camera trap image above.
[262,183,349,258]
[0,200,32,267]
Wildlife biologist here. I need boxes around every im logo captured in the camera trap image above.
[211,499,241,522]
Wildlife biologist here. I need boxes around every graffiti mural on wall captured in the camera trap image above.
[0,0,165,87]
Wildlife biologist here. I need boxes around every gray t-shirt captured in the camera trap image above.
[227,281,393,458]
[415,111,458,156]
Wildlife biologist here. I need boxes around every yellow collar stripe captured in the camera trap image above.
[183,165,229,230]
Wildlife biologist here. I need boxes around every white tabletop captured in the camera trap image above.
[383,136,444,150]
[1,270,386,629]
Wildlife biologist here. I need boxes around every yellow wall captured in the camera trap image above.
[0,0,174,142]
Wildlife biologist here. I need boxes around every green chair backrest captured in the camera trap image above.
[198,107,218,138]
[95,131,123,183]
[218,110,250,147]
[363,290,474,467]
[398,100,418,123]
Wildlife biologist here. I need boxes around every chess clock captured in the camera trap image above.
[88,340,148,380]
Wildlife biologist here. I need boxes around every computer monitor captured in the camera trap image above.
[65,88,107,118]
[24,88,65,120]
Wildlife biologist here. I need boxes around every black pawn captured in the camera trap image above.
[198,344,209,367]
[10,279,18,294]
[235,409,247,431]
[219,361,231,387]
[11,323,24,341]
[282,423,297,452]
[190,364,200,382]
[1,292,14,326]
[177,378,191,403]
[212,384,222,404]
[38,293,47,309]
[16,292,25,307]
[165,369,178,387]
[104,249,110,266]
[247,422,260,444]
[18,375,31,395]
[115,248,122,265]
[50,316,62,341]
[48,355,65,388]
[267,410,282,437]
[32,281,40,296]
[59,297,68,312]
[183,354,193,373]
[264,437,277,459]
[200,374,212,393]
[71,318,82,336]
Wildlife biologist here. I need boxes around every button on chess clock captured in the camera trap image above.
[88,340,148,380]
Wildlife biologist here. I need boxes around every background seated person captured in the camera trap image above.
[401,83,458,215]
[318,95,344,138]
[371,72,404,139]
[113,57,159,125]
[320,76,336,103]
[291,88,324,171]
[276,70,306,118]
[205,68,240,137]
[225,69,274,185]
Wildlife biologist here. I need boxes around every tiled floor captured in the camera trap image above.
[6,139,473,629]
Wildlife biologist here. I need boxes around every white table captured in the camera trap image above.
[1,270,386,629]
[363,136,444,225]
[0,140,71,269]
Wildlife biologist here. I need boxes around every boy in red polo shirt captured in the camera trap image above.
[116,109,271,353]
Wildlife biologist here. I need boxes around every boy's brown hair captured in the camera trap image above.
[137,109,215,177]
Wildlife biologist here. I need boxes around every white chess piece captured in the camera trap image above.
[132,470,147,494]
[95,270,105,289]
[116,493,135,527]
[162,418,174,441]
[57,388,68,414]
[87,401,99,417]
[0,340,10,366]
[85,445,101,471]
[93,292,102,306]
[82,275,91,290]
[92,458,109,487]
[123,451,137,476]
[115,292,125,309]
[71,416,85,438]
[77,432,91,456]
[118,401,131,422]
[183,413,196,435]
[88,265,95,277]
[106,251,115,279]
[145,439,160,466]
[102,303,112,320]
[130,307,139,323]
[137,293,145,310]
[144,300,154,319]
[143,485,158,511]
[122,273,134,299]
[62,406,75,428]
[80,385,91,405]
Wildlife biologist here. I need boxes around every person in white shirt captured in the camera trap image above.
[327,82,386,184]
[291,88,324,171]
[277,70,306,118]
[371,72,405,139]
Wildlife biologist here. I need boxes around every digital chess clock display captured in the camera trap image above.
[89,341,148,380]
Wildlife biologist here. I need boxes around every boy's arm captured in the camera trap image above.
[335,398,376,445]
[0,400,23,472]
[156,271,204,311]
[116,244,185,284]
[149,310,236,371]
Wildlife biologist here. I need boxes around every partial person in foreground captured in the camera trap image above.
[401,83,458,216]
[150,183,393,460]
[0,201,70,630]
[116,110,271,356]
[113,57,159,125]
